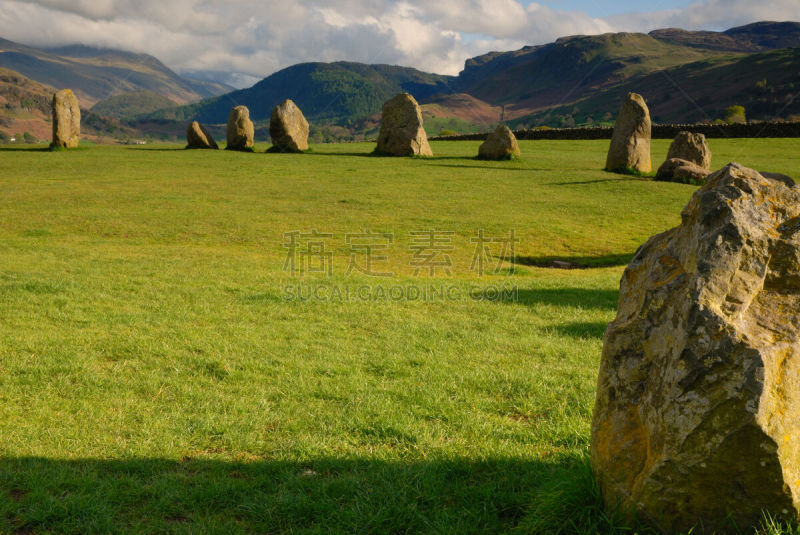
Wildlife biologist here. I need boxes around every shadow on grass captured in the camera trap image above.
[129,147,186,152]
[550,321,610,339]
[514,253,634,270]
[428,163,538,171]
[0,454,625,534]
[0,147,53,152]
[513,288,619,311]
[548,176,643,185]
[306,151,471,161]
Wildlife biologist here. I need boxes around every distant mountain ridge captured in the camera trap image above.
[145,21,800,134]
[0,39,233,107]
[2,21,800,142]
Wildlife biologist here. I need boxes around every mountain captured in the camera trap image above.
[142,21,800,137]
[647,21,800,52]
[147,61,455,124]
[506,47,800,128]
[0,67,137,142]
[0,39,233,107]
[92,90,177,119]
[457,32,718,111]
[454,22,800,120]
[4,21,800,142]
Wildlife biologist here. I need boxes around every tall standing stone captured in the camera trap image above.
[50,89,80,149]
[268,99,309,153]
[605,92,651,173]
[226,106,254,151]
[478,125,520,160]
[666,131,712,170]
[375,93,433,157]
[186,121,218,149]
[592,163,800,532]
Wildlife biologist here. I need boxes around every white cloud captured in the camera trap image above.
[607,0,800,32]
[0,0,796,88]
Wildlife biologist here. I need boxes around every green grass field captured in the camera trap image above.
[1,139,798,534]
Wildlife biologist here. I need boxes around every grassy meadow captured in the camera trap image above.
[0,139,798,534]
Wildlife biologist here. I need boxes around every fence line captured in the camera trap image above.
[430,122,800,141]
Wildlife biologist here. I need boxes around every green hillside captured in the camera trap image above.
[147,62,455,125]
[508,47,800,128]
[92,91,177,119]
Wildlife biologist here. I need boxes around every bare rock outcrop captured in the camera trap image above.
[51,89,80,149]
[605,92,651,173]
[375,93,432,157]
[268,99,309,153]
[226,106,254,151]
[186,121,218,149]
[592,163,800,532]
[478,125,520,160]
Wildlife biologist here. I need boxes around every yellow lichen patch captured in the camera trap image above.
[595,405,649,490]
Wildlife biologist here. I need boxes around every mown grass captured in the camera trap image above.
[0,139,798,534]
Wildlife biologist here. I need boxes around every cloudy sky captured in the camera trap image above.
[0,0,798,87]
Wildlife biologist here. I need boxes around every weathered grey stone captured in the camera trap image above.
[478,125,520,160]
[268,99,309,153]
[592,163,800,533]
[666,131,712,170]
[375,93,432,157]
[226,106,254,151]
[186,121,218,149]
[656,158,710,184]
[605,92,651,173]
[51,89,80,149]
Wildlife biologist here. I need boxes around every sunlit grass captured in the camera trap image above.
[0,139,798,533]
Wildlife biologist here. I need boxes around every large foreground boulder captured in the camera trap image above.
[592,163,800,532]
[655,158,709,184]
[51,89,80,149]
[666,131,711,170]
[605,93,651,173]
[478,125,520,160]
[375,93,432,157]
[226,106,254,151]
[186,121,218,149]
[268,99,309,153]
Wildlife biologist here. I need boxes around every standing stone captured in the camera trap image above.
[478,125,520,160]
[666,131,712,170]
[655,158,709,184]
[375,93,433,157]
[268,99,309,153]
[186,121,218,149]
[605,92,651,173]
[226,106,254,151]
[592,163,800,532]
[50,89,80,149]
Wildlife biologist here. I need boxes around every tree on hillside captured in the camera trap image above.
[726,105,746,124]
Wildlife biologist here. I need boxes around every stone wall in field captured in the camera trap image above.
[430,122,800,141]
